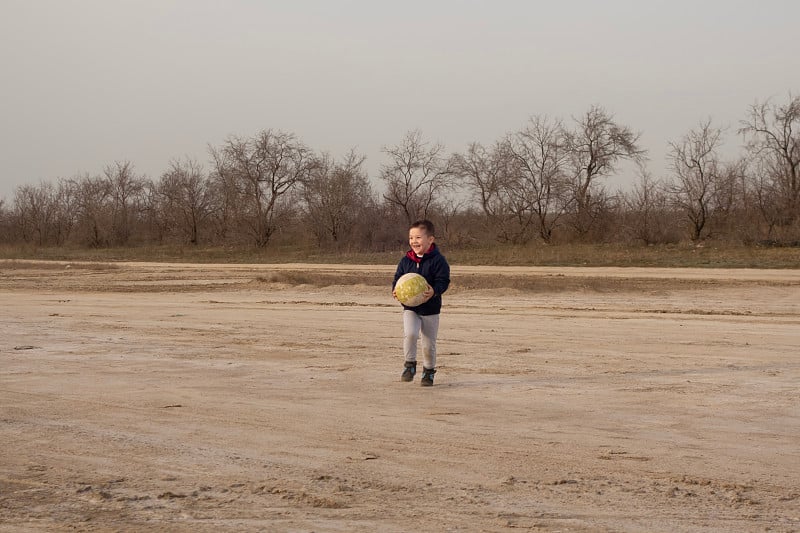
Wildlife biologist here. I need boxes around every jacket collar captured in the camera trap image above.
[406,243,437,264]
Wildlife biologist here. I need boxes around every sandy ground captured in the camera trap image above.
[1,260,799,532]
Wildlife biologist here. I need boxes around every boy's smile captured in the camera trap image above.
[409,227,435,256]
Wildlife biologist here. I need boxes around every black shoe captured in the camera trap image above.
[401,361,417,382]
[420,367,436,387]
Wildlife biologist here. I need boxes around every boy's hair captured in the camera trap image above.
[410,219,435,236]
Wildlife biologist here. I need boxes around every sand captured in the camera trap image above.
[1,261,798,532]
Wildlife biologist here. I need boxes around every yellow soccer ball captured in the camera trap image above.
[395,273,430,307]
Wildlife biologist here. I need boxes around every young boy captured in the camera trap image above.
[392,220,450,386]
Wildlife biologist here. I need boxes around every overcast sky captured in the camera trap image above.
[1,0,799,200]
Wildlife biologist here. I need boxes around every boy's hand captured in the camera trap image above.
[392,286,433,303]
[422,285,434,302]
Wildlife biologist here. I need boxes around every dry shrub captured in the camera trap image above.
[0,260,119,271]
[254,269,748,294]
[256,271,387,287]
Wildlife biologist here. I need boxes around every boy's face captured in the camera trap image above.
[409,226,435,255]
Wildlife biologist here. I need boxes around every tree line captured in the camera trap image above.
[1,94,798,251]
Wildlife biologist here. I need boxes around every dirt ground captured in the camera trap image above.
[1,260,799,532]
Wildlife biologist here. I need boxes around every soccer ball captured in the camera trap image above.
[395,273,429,307]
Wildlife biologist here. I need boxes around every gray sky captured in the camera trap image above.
[1,0,799,200]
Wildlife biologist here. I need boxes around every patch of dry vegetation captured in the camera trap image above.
[447,242,800,269]
[255,271,387,287]
[0,260,119,271]
[2,258,797,295]
[256,269,795,294]
[1,242,798,269]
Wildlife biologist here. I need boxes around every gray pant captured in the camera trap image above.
[403,310,440,370]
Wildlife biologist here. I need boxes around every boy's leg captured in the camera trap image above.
[401,310,422,381]
[419,313,440,371]
[403,310,422,362]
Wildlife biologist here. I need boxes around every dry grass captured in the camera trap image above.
[255,271,387,287]
[1,242,798,268]
[2,258,796,294]
[254,269,785,294]
[0,259,120,271]
[447,242,800,269]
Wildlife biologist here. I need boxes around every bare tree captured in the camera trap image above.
[713,157,748,239]
[450,141,518,241]
[746,155,786,239]
[206,161,239,244]
[52,178,78,245]
[10,180,74,245]
[668,120,727,241]
[434,195,474,247]
[71,173,112,247]
[739,94,800,232]
[138,179,169,244]
[0,198,7,243]
[13,183,57,245]
[451,141,507,219]
[506,115,573,243]
[566,105,646,237]
[301,150,375,246]
[210,130,315,247]
[103,161,145,245]
[622,165,675,244]
[381,130,455,224]
[158,158,213,245]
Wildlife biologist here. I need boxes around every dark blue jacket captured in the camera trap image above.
[392,244,450,315]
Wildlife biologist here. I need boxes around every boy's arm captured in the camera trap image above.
[431,258,450,296]
[392,260,406,293]
[392,262,404,288]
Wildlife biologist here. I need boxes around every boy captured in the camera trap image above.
[392,220,450,386]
